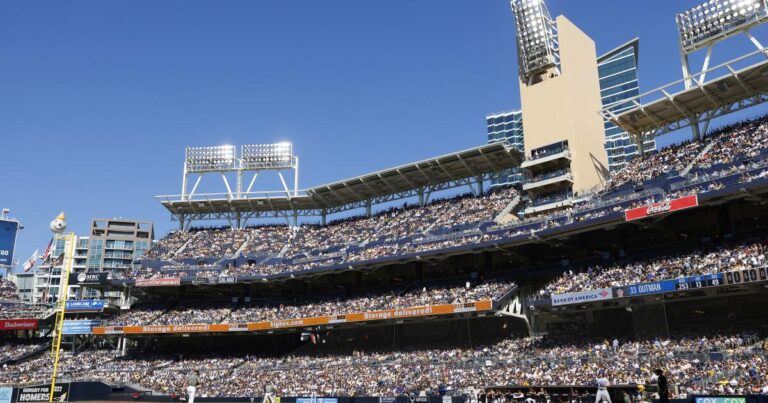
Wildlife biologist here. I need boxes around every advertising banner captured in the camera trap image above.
[16,384,69,402]
[135,277,181,287]
[624,195,698,221]
[68,272,109,286]
[92,300,493,335]
[618,273,724,298]
[62,320,102,335]
[0,220,19,267]
[551,288,613,306]
[195,276,237,285]
[0,319,38,331]
[724,267,768,285]
[65,300,106,312]
[0,387,12,403]
[694,398,746,403]
[620,280,675,297]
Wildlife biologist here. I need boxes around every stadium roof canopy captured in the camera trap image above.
[602,49,768,141]
[157,141,522,228]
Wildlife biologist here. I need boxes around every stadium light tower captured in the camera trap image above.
[510,0,560,85]
[677,0,768,89]
[180,142,299,202]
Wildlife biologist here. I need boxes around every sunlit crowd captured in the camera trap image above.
[2,332,766,397]
[537,239,768,298]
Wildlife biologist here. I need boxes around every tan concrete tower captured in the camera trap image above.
[511,0,609,214]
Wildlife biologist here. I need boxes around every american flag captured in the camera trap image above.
[40,238,53,262]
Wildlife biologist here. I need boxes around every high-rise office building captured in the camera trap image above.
[87,218,153,273]
[598,38,655,172]
[487,110,524,187]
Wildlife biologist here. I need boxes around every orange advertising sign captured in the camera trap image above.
[91,300,493,335]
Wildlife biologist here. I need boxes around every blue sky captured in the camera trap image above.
[1,0,767,272]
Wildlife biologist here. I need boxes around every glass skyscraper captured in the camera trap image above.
[486,39,655,184]
[597,38,655,171]
[486,110,524,187]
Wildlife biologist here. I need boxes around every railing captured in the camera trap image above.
[528,169,571,183]
[530,192,573,207]
[155,189,312,204]
[528,142,569,161]
[524,148,570,164]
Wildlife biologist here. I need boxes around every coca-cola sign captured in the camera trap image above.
[625,195,698,221]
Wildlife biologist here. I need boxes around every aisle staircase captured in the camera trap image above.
[681,140,717,177]
[494,194,522,224]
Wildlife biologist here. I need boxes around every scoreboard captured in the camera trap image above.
[672,273,723,291]
[0,219,19,267]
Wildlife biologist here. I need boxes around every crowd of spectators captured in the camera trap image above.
[0,339,48,363]
[606,115,768,192]
[143,231,188,260]
[537,239,767,298]
[605,140,704,192]
[694,117,768,172]
[241,226,292,257]
[0,302,50,320]
[106,279,516,326]
[2,332,766,397]
[143,188,518,266]
[173,228,249,260]
[0,278,19,301]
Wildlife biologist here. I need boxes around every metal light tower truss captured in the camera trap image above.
[601,48,768,147]
[511,0,560,85]
[181,142,299,202]
[677,0,768,88]
[628,0,768,141]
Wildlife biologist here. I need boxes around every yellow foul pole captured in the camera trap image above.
[49,232,75,402]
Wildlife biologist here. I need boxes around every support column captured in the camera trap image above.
[691,116,702,141]
[681,52,692,90]
[632,131,645,155]
[476,175,484,195]
[181,164,188,201]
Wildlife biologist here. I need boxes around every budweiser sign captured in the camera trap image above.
[625,195,698,221]
[135,277,181,287]
[0,319,38,330]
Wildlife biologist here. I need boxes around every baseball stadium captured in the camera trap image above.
[2,1,768,403]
